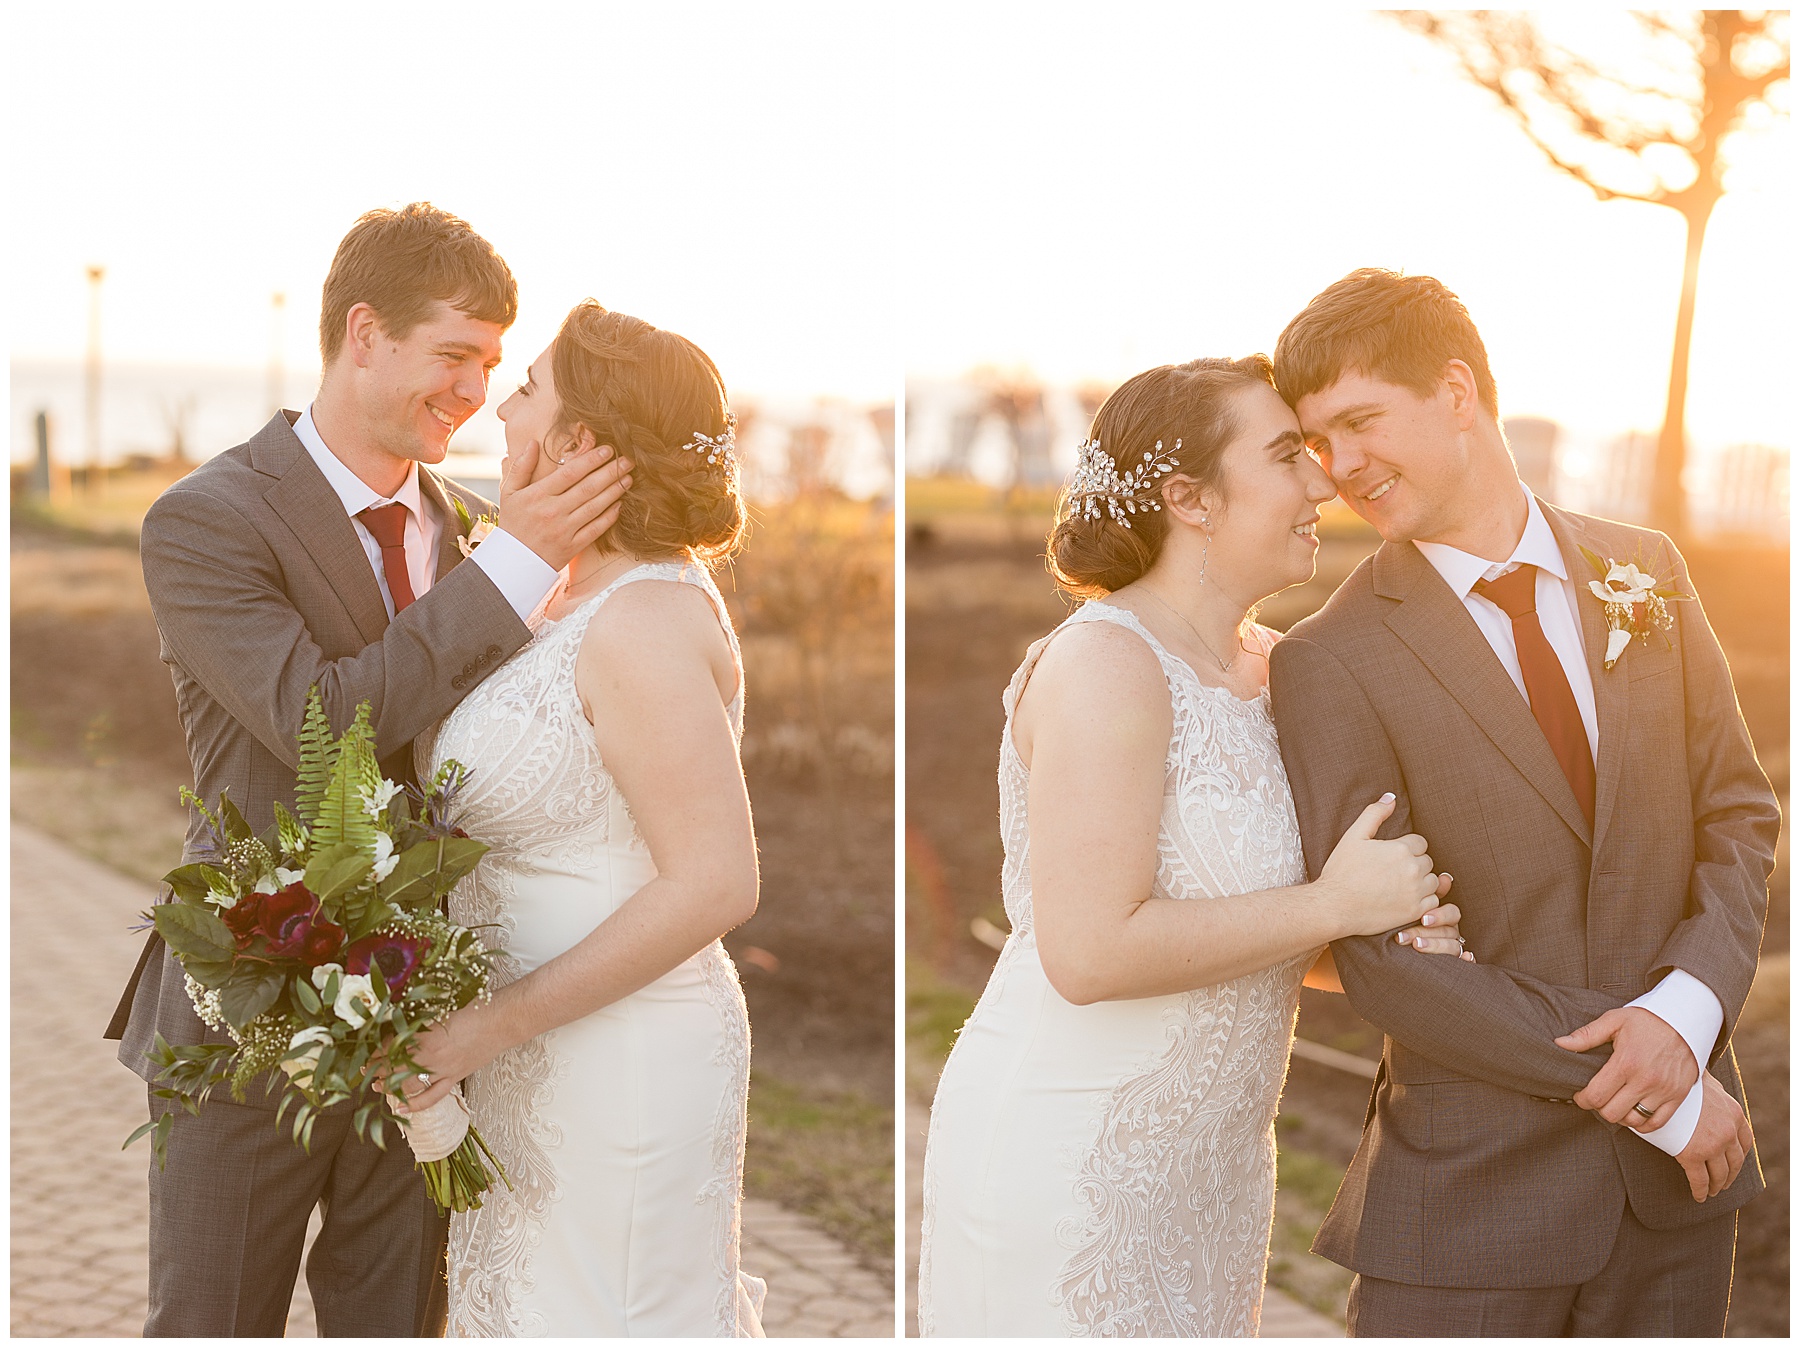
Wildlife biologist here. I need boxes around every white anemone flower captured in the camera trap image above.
[334,973,381,1030]
[253,865,309,897]
[371,832,399,882]
[361,779,402,819]
[311,962,343,992]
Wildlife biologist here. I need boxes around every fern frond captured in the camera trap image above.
[313,702,380,854]
[295,688,340,828]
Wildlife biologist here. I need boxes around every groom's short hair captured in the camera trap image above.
[1274,269,1498,418]
[319,203,518,364]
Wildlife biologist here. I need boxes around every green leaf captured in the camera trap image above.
[1577,544,1608,576]
[343,893,399,943]
[378,837,482,911]
[305,843,371,904]
[153,903,237,963]
[293,975,322,1014]
[217,793,254,845]
[219,965,285,1028]
[182,957,236,989]
[430,836,489,897]
[453,495,474,535]
[162,863,232,905]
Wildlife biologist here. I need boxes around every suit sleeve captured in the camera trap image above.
[140,483,533,767]
[1269,632,1619,1101]
[1641,538,1778,1058]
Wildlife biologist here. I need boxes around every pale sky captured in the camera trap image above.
[10,3,895,404]
[900,7,1793,451]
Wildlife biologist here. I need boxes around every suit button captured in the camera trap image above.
[451,676,466,691]
[485,645,501,658]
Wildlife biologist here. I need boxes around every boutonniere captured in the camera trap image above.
[1578,544,1692,670]
[451,497,499,560]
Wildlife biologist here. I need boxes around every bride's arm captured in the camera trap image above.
[1023,622,1438,1006]
[406,582,755,1106]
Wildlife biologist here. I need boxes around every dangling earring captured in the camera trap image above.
[1198,517,1210,585]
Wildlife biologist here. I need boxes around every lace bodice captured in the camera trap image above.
[423,560,743,878]
[997,602,1301,946]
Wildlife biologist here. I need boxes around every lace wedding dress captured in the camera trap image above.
[918,602,1315,1337]
[420,561,766,1337]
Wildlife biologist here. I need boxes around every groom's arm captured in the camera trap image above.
[1638,539,1778,1058]
[141,482,531,766]
[1269,632,1618,1102]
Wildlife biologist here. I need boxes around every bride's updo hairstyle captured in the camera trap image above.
[550,300,747,566]
[1047,355,1276,599]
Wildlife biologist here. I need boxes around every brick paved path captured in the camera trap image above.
[10,821,891,1338]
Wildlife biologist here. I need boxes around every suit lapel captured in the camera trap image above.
[253,413,390,645]
[1377,541,1593,846]
[420,469,469,584]
[1545,505,1629,859]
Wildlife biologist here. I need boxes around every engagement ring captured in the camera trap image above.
[418,1073,432,1089]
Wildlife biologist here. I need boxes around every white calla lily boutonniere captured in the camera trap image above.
[452,496,500,560]
[1578,545,1691,670]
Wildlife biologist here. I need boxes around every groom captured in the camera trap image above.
[1267,269,1777,1336]
[105,203,629,1336]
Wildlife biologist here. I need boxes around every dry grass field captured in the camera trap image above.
[904,477,1787,1334]
[10,476,896,1278]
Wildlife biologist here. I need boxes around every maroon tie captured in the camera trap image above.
[1473,564,1595,827]
[357,503,416,613]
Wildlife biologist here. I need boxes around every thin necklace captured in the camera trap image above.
[1140,588,1242,675]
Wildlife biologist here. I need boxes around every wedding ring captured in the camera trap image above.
[417,1073,432,1089]
[1633,1101,1655,1119]
[1454,936,1466,949]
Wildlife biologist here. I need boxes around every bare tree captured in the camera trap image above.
[1392,10,1789,537]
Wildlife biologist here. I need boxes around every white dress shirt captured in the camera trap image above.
[294,406,558,623]
[1415,482,1720,1156]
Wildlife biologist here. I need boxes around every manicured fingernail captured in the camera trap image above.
[1422,914,1434,926]
[1396,931,1407,943]
[1380,792,1395,803]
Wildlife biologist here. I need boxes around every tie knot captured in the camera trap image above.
[1473,563,1537,618]
[359,503,409,549]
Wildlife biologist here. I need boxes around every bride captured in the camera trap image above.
[404,301,766,1336]
[917,356,1472,1337]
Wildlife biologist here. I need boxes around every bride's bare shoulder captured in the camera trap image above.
[1020,614,1166,714]
[580,578,730,667]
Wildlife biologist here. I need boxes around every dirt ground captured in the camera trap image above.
[904,496,1788,1334]
[10,487,896,1276]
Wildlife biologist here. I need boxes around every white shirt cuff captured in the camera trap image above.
[1624,968,1724,1156]
[469,528,560,622]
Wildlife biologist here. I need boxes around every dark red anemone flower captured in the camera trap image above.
[344,932,432,995]
[221,891,268,947]
[254,883,345,964]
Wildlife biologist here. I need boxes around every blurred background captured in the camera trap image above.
[9,3,895,1334]
[902,9,1788,1336]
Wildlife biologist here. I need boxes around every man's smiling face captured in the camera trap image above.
[362,298,505,466]
[1294,367,1472,544]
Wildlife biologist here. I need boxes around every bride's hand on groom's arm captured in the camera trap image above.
[1393,873,1474,961]
[1553,1006,1699,1132]
[1674,1072,1754,1202]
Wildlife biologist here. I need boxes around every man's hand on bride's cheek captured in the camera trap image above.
[1395,874,1474,961]
[1554,1006,1699,1132]
[404,1003,505,1113]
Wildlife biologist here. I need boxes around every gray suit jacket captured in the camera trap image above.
[1268,501,1777,1289]
[107,411,534,1086]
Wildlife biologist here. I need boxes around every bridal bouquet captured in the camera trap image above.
[127,688,508,1214]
